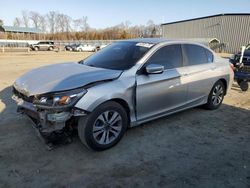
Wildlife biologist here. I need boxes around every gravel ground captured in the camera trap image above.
[0,52,249,188]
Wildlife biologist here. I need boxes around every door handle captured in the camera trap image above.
[182,73,189,76]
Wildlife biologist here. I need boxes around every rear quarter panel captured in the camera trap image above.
[213,54,234,94]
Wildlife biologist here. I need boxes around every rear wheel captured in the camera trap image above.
[78,101,128,151]
[237,79,243,86]
[34,46,39,51]
[48,46,53,51]
[204,80,225,110]
[239,81,249,91]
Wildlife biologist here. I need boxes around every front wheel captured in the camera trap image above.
[78,101,128,151]
[204,80,225,110]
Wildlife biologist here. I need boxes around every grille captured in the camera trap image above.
[13,87,34,103]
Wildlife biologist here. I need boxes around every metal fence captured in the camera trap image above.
[54,40,115,46]
[0,39,116,48]
[0,39,117,52]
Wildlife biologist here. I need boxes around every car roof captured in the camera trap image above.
[125,38,172,44]
[124,38,207,46]
[124,38,213,52]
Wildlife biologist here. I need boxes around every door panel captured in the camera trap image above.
[185,64,216,103]
[182,44,216,103]
[136,67,188,121]
[39,43,44,50]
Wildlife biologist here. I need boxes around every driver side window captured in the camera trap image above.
[147,44,183,69]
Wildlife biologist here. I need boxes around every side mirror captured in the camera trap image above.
[145,64,164,74]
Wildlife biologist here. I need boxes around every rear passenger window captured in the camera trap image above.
[206,49,214,63]
[183,44,211,65]
[147,44,182,69]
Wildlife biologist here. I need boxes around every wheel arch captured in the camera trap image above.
[76,97,132,127]
[218,78,228,95]
[112,98,130,122]
[101,98,131,126]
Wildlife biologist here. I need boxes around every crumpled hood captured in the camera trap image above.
[14,62,122,97]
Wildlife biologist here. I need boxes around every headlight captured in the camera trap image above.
[35,89,87,107]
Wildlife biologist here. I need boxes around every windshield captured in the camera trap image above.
[83,41,153,70]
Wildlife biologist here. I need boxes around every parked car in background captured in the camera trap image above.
[100,44,108,50]
[65,44,78,51]
[95,43,109,51]
[13,38,233,151]
[75,44,96,52]
[30,41,56,51]
[230,44,250,91]
[230,44,250,64]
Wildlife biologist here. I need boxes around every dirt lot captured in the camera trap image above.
[0,52,249,188]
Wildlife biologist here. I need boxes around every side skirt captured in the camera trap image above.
[130,96,207,127]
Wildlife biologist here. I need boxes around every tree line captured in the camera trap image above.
[8,10,161,40]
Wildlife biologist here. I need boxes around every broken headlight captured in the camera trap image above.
[35,89,87,107]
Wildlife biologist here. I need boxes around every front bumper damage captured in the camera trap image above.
[12,94,86,148]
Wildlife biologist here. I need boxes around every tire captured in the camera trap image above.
[78,101,128,151]
[239,81,249,91]
[48,46,53,51]
[237,79,243,86]
[204,80,225,110]
[34,46,39,51]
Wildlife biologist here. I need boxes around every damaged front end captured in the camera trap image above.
[12,87,87,136]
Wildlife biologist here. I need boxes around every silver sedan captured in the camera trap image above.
[13,38,234,150]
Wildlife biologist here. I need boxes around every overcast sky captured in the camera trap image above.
[0,0,250,28]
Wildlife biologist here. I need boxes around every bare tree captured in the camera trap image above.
[29,11,41,28]
[47,11,57,33]
[55,13,65,32]
[124,20,131,30]
[146,20,155,37]
[73,19,81,31]
[13,17,22,27]
[80,16,89,32]
[22,10,29,27]
[39,15,47,32]
[64,15,72,32]
[73,16,89,32]
[0,19,3,26]
[10,9,160,40]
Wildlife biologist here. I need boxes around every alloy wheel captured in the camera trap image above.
[212,84,224,105]
[92,110,122,145]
